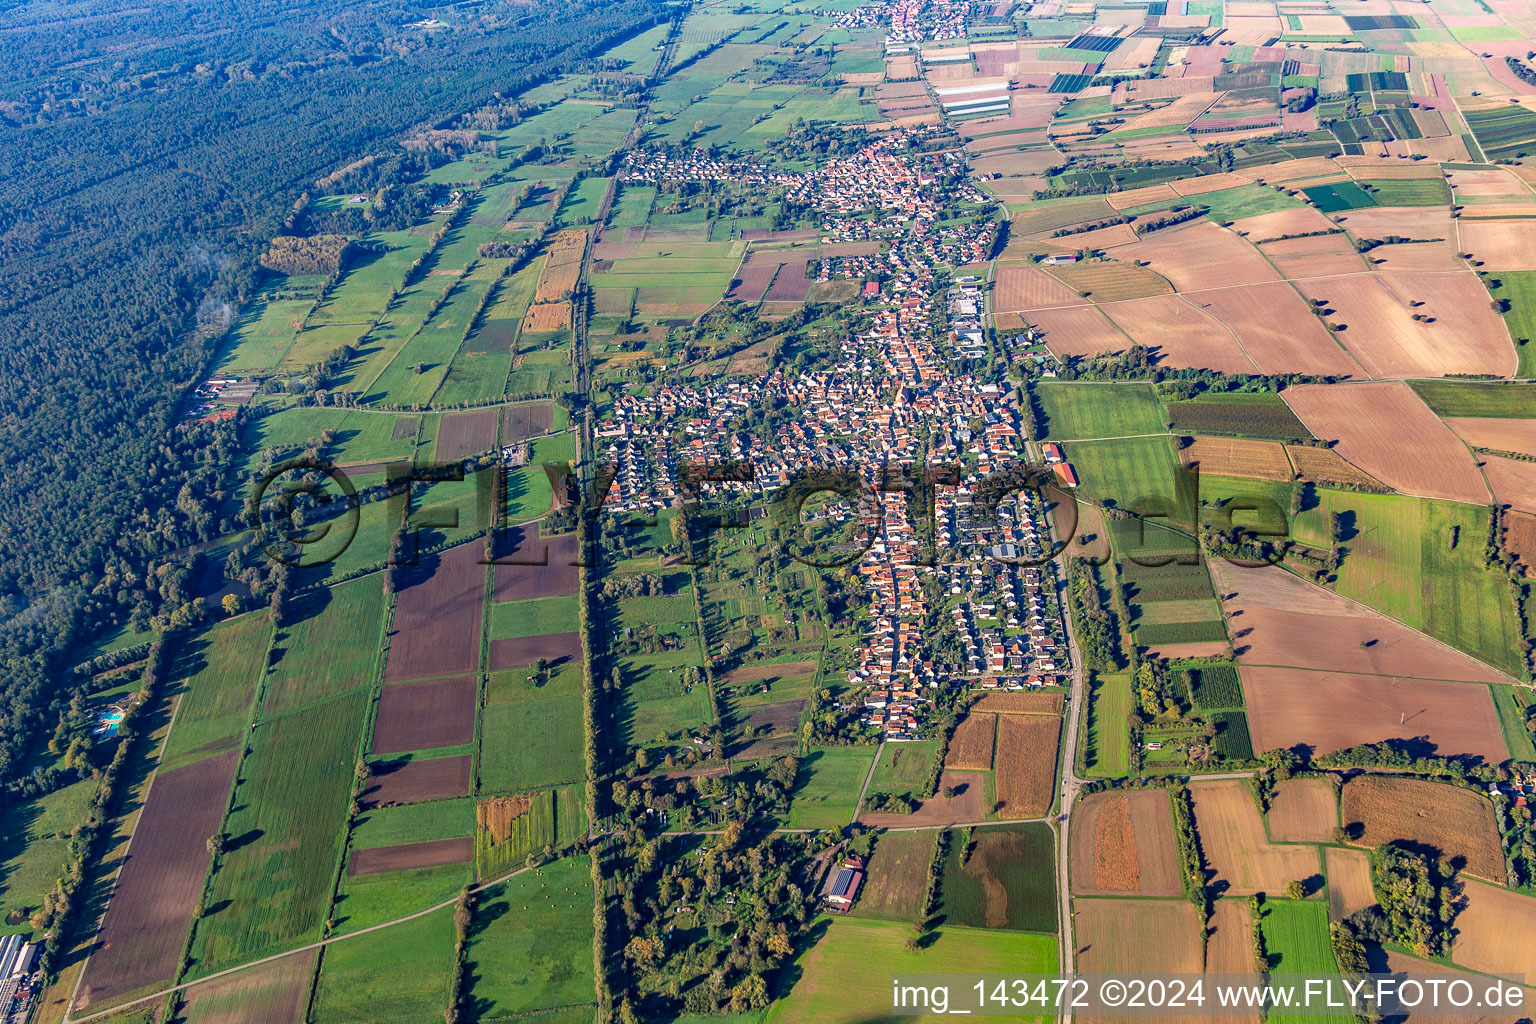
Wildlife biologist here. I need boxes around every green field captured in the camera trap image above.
[1491,684,1536,762]
[1200,184,1305,223]
[785,747,877,829]
[0,778,98,932]
[351,797,475,850]
[489,594,579,640]
[310,903,456,1022]
[1360,177,1451,207]
[765,917,1057,1024]
[464,855,597,1019]
[1489,269,1536,377]
[479,692,586,793]
[1260,899,1349,1023]
[1409,379,1536,419]
[190,690,367,973]
[1035,382,1166,439]
[1065,437,1188,519]
[864,740,938,803]
[160,614,271,772]
[262,578,386,715]
[939,823,1057,933]
[1303,181,1377,212]
[1085,673,1131,777]
[332,861,473,936]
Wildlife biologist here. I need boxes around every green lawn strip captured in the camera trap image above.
[159,614,272,772]
[310,902,457,1023]
[488,595,580,640]
[263,577,387,715]
[1085,672,1131,777]
[350,797,477,850]
[1035,381,1166,439]
[1491,684,1536,762]
[783,747,878,829]
[1408,380,1536,419]
[478,693,586,793]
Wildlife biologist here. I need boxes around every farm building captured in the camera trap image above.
[822,864,865,911]
[1053,463,1079,488]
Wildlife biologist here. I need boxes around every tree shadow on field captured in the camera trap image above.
[223,828,264,853]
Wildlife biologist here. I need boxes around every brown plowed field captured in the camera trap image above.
[501,401,556,442]
[1241,666,1507,765]
[1362,240,1463,272]
[1258,233,1368,277]
[1505,510,1536,574]
[1190,779,1321,897]
[386,542,484,682]
[1458,218,1536,270]
[435,407,501,463]
[1120,220,1281,290]
[1232,205,1336,238]
[764,261,812,302]
[1265,778,1338,842]
[1482,454,1536,515]
[1070,790,1182,897]
[1198,282,1362,377]
[1055,223,1138,250]
[1324,847,1375,922]
[348,837,474,876]
[1453,880,1536,980]
[363,754,471,806]
[1342,775,1505,880]
[488,631,581,670]
[1101,295,1259,374]
[1333,204,1452,240]
[726,264,775,301]
[858,769,987,827]
[1180,436,1294,481]
[726,661,816,683]
[1046,261,1173,302]
[1104,183,1180,210]
[1031,304,1128,358]
[945,713,996,770]
[1447,416,1536,458]
[493,523,579,600]
[994,714,1059,819]
[1210,560,1508,682]
[1074,899,1204,978]
[994,263,1085,311]
[73,752,239,1009]
[370,675,476,754]
[1284,444,1386,488]
[177,950,315,1024]
[1205,899,1263,1024]
[972,692,1064,714]
[1281,382,1490,503]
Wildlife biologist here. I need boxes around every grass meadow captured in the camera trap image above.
[783,748,877,829]
[311,903,456,1022]
[160,614,271,772]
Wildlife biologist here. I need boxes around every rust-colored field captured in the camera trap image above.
[1211,560,1509,683]
[1262,234,1368,280]
[386,542,485,681]
[1324,847,1375,922]
[477,793,531,843]
[1452,880,1536,979]
[972,692,1064,715]
[1031,304,1128,358]
[1249,156,1344,185]
[1189,779,1320,897]
[726,661,817,683]
[1180,436,1294,481]
[493,523,580,601]
[1046,261,1172,302]
[488,631,580,670]
[1101,295,1260,374]
[534,261,581,305]
[1056,222,1139,250]
[1120,220,1281,291]
[1459,218,1536,270]
[435,407,500,462]
[858,769,987,827]
[349,837,474,876]
[1070,790,1182,897]
[994,262,1084,311]
[501,401,555,441]
[1009,198,1115,236]
[523,302,571,332]
[371,675,477,755]
[1283,444,1385,488]
[1447,416,1536,458]
[1482,454,1536,516]
[1505,510,1536,574]
[176,950,315,1024]
[73,752,239,1010]
[1265,778,1338,843]
[363,754,471,807]
[1299,272,1515,378]
[994,714,1059,819]
[1074,898,1204,976]
[1241,665,1508,765]
[1205,899,1263,1024]
[1197,282,1363,377]
[1342,775,1504,880]
[1282,382,1490,503]
[945,712,996,770]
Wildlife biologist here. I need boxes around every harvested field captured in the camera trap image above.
[1363,240,1463,272]
[1205,899,1263,1024]
[1452,880,1536,980]
[363,754,471,807]
[858,769,987,827]
[1342,775,1504,880]
[1031,304,1128,358]
[1265,778,1338,843]
[1189,779,1320,897]
[1284,444,1386,488]
[493,524,579,601]
[972,692,1064,715]
[178,950,315,1024]
[1074,899,1203,975]
[1281,382,1490,503]
[73,753,238,1009]
[1482,455,1536,516]
[1119,220,1280,291]
[1045,261,1172,302]
[994,714,1059,819]
[1257,233,1368,278]
[501,402,555,442]
[764,261,811,302]
[1241,666,1508,765]
[435,408,500,463]
[1100,295,1259,374]
[1324,847,1375,922]
[1332,204,1451,241]
[386,543,485,681]
[477,793,530,841]
[944,712,996,770]
[523,302,571,332]
[1104,183,1181,210]
[1459,218,1536,270]
[1197,282,1363,377]
[726,661,816,683]
[348,837,474,876]
[1180,436,1294,481]
[1070,790,1182,897]
[534,260,580,304]
[370,675,476,754]
[1232,205,1336,238]
[848,830,930,922]
[1447,417,1536,458]
[1055,222,1139,250]
[1009,198,1114,236]
[1296,272,1515,378]
[1211,560,1510,683]
[1506,510,1536,574]
[488,631,580,670]
[994,263,1084,311]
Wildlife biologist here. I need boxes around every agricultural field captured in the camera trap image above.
[1340,775,1505,881]
[1034,381,1166,439]
[847,830,932,923]
[938,824,1057,933]
[1189,779,1320,897]
[1069,790,1182,898]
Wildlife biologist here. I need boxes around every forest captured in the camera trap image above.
[0,0,669,788]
